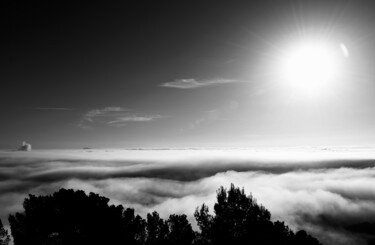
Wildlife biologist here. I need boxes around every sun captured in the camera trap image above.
[279,40,341,96]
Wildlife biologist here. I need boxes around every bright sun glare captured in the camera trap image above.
[279,40,344,96]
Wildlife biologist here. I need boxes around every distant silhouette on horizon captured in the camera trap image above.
[17,141,31,151]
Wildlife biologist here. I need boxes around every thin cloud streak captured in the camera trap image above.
[36,107,74,111]
[84,107,128,119]
[108,115,162,124]
[160,78,238,89]
[79,107,161,128]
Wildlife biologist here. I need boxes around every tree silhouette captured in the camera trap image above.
[167,214,195,245]
[195,184,322,245]
[145,211,169,245]
[8,185,322,245]
[122,208,146,244]
[346,222,375,245]
[194,203,213,245]
[294,230,322,245]
[145,212,196,245]
[8,189,143,245]
[0,219,10,245]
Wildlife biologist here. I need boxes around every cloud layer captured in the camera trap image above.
[160,78,238,89]
[1,149,375,244]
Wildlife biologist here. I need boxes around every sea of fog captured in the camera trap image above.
[1,147,375,245]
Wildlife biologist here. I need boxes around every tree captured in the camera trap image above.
[346,222,375,245]
[212,184,273,244]
[195,184,322,245]
[0,219,10,245]
[167,214,195,245]
[294,230,322,245]
[8,185,322,245]
[8,189,144,245]
[122,208,146,245]
[145,211,169,245]
[194,204,213,245]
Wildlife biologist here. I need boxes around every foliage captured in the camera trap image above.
[195,183,322,245]
[8,189,141,245]
[145,211,169,245]
[167,214,195,245]
[8,185,323,245]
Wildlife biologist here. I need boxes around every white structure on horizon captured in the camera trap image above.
[18,141,32,151]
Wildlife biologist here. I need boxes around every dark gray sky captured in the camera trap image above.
[2,0,375,149]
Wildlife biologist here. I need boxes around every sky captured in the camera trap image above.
[2,0,375,149]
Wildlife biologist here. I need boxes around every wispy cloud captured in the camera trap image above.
[36,107,74,111]
[108,115,161,124]
[79,107,161,128]
[84,107,128,120]
[160,78,238,89]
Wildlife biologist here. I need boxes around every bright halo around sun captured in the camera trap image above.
[279,40,342,96]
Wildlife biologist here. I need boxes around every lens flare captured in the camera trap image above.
[340,43,349,57]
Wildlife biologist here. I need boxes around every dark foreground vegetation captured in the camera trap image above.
[1,184,322,245]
